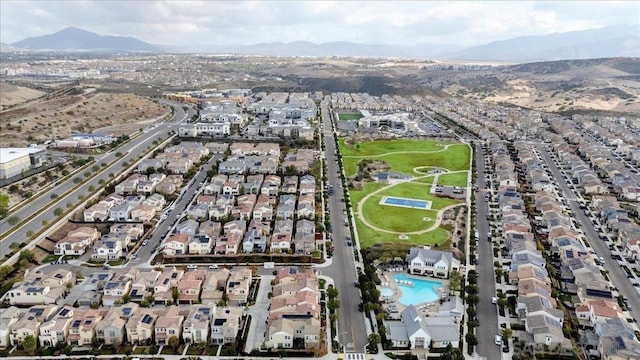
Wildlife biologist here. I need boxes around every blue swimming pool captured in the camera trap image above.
[380,196,432,210]
[394,273,442,305]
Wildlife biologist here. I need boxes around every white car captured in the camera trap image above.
[491,297,497,304]
[142,241,148,246]
[208,264,218,269]
[495,335,502,346]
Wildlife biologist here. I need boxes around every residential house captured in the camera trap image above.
[407,246,460,278]
[126,310,158,345]
[155,306,184,345]
[164,234,190,256]
[183,305,214,344]
[210,307,241,345]
[189,235,213,255]
[67,309,104,346]
[226,269,251,305]
[95,307,127,347]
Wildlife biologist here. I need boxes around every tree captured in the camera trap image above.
[168,335,179,351]
[449,269,461,295]
[172,287,180,303]
[368,333,380,346]
[26,230,34,238]
[497,291,508,308]
[54,207,64,216]
[465,333,477,354]
[441,343,464,360]
[326,286,339,300]
[500,328,513,340]
[50,193,59,200]
[0,265,14,279]
[21,334,36,355]
[327,299,340,312]
[19,249,35,263]
[7,215,20,226]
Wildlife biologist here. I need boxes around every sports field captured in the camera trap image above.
[338,112,363,121]
[340,139,471,248]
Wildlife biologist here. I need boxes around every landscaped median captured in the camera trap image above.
[338,138,471,249]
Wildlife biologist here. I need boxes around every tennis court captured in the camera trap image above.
[380,196,432,210]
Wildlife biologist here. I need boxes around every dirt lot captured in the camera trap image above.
[0,89,169,147]
[0,82,46,109]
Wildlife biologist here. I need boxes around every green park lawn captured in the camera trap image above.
[342,138,470,249]
[338,112,364,121]
[436,171,469,187]
[339,139,470,177]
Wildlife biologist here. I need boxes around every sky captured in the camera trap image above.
[1,1,638,47]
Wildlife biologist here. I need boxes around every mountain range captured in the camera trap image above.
[11,27,163,52]
[5,25,639,62]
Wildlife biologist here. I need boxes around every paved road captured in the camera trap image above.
[0,101,194,263]
[318,100,367,353]
[538,145,640,321]
[130,154,222,266]
[473,142,501,360]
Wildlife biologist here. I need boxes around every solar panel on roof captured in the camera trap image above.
[59,309,70,317]
[30,308,44,316]
[72,320,81,327]
[142,314,153,324]
[123,308,132,316]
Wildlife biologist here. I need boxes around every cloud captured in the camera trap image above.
[1,0,638,46]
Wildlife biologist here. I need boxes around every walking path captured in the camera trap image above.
[355,168,468,236]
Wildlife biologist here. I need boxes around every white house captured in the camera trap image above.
[407,246,460,278]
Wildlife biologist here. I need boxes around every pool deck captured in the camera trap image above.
[378,268,449,319]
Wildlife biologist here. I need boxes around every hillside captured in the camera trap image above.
[418,57,640,114]
[12,27,162,52]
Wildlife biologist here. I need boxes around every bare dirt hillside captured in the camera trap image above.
[0,90,169,147]
[0,82,45,109]
[417,57,640,114]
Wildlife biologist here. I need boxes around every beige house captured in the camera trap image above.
[67,309,104,346]
[39,307,75,347]
[226,269,251,305]
[126,310,158,345]
[155,306,184,345]
[183,306,214,344]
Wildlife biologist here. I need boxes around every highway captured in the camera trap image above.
[538,145,640,321]
[473,142,502,360]
[318,100,368,353]
[0,101,194,263]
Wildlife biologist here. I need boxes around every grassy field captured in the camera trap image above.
[339,138,470,177]
[341,138,470,249]
[338,112,363,121]
[436,171,469,187]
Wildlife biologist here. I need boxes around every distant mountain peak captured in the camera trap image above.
[12,27,162,52]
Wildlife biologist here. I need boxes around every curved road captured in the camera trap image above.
[0,100,194,263]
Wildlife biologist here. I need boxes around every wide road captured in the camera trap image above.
[0,101,194,262]
[130,154,222,266]
[318,100,367,353]
[473,142,501,360]
[538,145,640,321]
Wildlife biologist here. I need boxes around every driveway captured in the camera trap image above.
[244,274,274,353]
